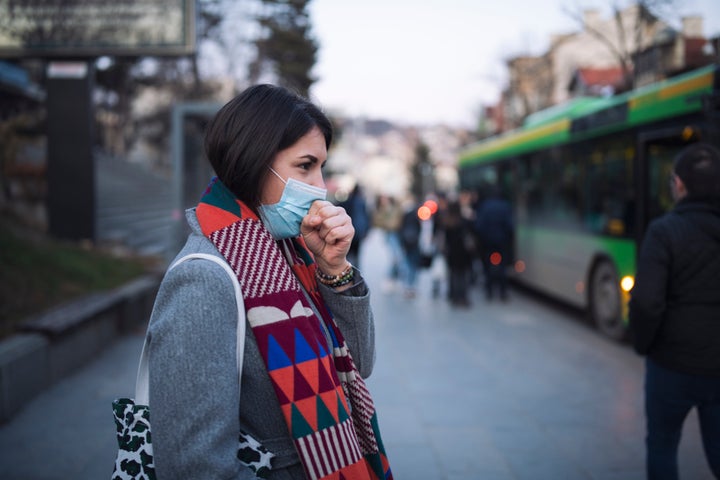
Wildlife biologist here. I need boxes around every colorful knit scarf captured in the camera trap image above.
[196,178,392,480]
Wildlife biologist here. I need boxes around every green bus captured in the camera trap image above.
[458,64,720,340]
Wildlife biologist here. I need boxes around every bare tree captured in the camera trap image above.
[562,0,673,90]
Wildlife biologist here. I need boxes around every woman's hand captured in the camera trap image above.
[301,200,354,275]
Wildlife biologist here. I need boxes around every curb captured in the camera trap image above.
[0,273,161,423]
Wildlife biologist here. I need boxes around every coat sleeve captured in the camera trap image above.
[147,258,255,479]
[318,270,376,378]
[628,223,671,355]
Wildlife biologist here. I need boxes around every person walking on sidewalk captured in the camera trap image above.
[629,142,720,480]
[143,85,392,479]
[398,199,422,298]
[437,199,474,308]
[474,186,514,301]
[338,183,371,269]
[372,194,404,292]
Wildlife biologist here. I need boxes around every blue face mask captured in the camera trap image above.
[258,169,327,239]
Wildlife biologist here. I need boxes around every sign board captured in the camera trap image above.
[47,61,88,78]
[0,0,195,58]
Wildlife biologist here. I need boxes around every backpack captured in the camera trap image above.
[400,211,420,247]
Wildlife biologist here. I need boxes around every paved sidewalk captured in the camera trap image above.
[0,230,714,479]
[0,330,143,479]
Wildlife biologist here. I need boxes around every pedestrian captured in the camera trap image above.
[139,85,392,479]
[629,142,720,480]
[474,186,514,301]
[372,194,404,292]
[339,183,370,268]
[398,199,422,298]
[429,194,449,298]
[458,190,479,285]
[438,199,474,307]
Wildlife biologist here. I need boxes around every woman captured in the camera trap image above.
[145,85,392,479]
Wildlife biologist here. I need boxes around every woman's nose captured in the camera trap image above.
[310,172,326,189]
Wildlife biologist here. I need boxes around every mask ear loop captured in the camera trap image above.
[268,167,287,184]
[279,238,293,263]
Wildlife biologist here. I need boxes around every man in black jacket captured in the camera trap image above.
[629,142,720,480]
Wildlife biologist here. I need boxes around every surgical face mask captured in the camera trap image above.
[258,168,327,239]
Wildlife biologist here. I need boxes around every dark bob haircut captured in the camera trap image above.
[204,84,333,210]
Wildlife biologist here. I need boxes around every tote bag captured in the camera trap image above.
[111,253,273,479]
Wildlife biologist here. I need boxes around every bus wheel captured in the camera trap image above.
[589,260,626,341]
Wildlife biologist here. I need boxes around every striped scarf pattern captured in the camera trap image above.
[196,179,392,480]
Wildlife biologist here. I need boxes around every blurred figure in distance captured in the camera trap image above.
[437,199,474,307]
[398,198,422,298]
[474,185,514,301]
[372,194,404,292]
[338,183,370,269]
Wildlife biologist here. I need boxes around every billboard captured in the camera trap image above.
[0,0,195,58]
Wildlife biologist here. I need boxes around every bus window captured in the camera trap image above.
[522,154,543,225]
[647,144,683,221]
[559,149,581,225]
[532,148,576,228]
[499,164,514,199]
[581,137,633,237]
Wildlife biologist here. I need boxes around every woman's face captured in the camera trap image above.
[260,126,328,205]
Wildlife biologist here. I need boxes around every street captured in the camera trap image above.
[0,229,712,479]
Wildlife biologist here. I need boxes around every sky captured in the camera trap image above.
[308,0,720,129]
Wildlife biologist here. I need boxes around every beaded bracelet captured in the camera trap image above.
[315,263,354,288]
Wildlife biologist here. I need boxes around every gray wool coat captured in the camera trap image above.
[146,209,376,479]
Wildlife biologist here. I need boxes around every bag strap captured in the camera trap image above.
[134,253,246,404]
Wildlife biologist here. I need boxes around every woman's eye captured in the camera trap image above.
[299,162,311,170]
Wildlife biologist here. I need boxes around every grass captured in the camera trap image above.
[0,218,160,340]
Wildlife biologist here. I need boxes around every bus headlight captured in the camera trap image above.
[620,276,635,292]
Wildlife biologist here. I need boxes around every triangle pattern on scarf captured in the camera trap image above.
[268,365,294,404]
[316,393,338,431]
[321,352,336,376]
[196,203,242,237]
[319,390,339,424]
[267,334,293,370]
[295,395,318,432]
[294,328,317,363]
[336,390,351,423]
[290,403,314,438]
[297,360,319,394]
[316,337,328,358]
[381,452,392,478]
[317,355,337,393]
[365,451,387,480]
[293,364,316,401]
[281,403,292,426]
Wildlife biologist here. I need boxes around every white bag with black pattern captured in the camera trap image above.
[111,253,274,479]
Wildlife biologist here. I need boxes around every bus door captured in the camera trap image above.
[635,127,699,246]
